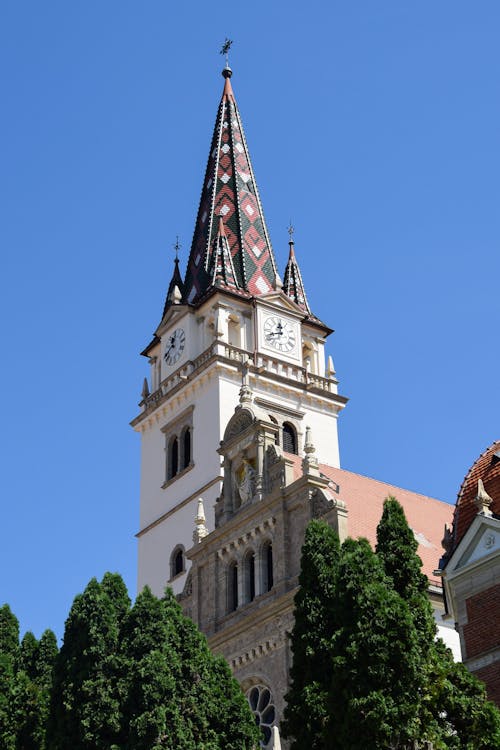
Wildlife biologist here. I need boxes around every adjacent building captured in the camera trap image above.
[440,441,500,706]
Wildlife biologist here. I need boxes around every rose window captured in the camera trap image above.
[246,684,276,748]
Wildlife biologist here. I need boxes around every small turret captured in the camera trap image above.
[282,228,312,314]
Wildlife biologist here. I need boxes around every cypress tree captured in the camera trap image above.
[326,537,422,750]
[0,605,20,750]
[376,497,436,648]
[47,576,126,750]
[376,497,500,747]
[282,519,341,749]
[119,586,259,750]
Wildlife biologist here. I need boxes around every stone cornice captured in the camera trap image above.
[132,342,347,430]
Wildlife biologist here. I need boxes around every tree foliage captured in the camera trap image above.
[44,574,258,750]
[0,606,58,750]
[284,500,500,749]
[281,520,340,749]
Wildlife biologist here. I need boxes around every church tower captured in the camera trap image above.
[131,65,347,602]
[132,65,459,747]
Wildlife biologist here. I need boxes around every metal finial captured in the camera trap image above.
[288,221,295,243]
[220,38,233,68]
[173,236,181,261]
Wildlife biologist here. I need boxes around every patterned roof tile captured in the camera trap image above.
[183,68,279,304]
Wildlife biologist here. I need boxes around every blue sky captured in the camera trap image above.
[1,1,499,640]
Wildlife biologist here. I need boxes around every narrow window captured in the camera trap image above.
[245,552,256,603]
[169,436,179,478]
[228,562,238,612]
[171,547,184,578]
[282,422,297,454]
[263,542,273,592]
[183,427,191,469]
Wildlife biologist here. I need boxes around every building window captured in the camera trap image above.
[170,546,185,579]
[282,422,297,454]
[182,427,191,469]
[169,436,179,479]
[262,542,273,592]
[246,685,276,748]
[228,561,238,613]
[161,406,195,487]
[244,551,256,603]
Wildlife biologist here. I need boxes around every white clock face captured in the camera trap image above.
[263,315,297,353]
[164,328,186,366]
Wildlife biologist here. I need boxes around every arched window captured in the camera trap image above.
[262,542,273,593]
[246,685,276,748]
[244,551,256,603]
[228,562,238,613]
[170,546,185,579]
[282,422,297,455]
[169,436,179,479]
[182,427,191,469]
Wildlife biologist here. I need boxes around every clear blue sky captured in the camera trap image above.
[1,1,499,640]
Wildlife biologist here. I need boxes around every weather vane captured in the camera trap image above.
[288,221,295,242]
[220,38,233,68]
[173,235,181,261]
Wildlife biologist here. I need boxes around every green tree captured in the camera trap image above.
[119,586,259,750]
[0,604,20,750]
[376,497,436,648]
[14,629,58,750]
[376,498,500,748]
[282,520,341,749]
[47,575,129,750]
[285,508,500,750]
[326,537,422,750]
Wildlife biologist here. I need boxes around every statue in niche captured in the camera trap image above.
[236,458,256,504]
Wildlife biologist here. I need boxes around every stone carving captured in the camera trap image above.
[224,410,253,441]
[237,459,256,504]
[441,524,454,555]
[475,479,493,516]
[311,488,335,518]
[264,444,285,494]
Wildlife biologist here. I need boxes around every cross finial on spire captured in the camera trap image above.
[173,236,181,261]
[288,221,295,244]
[220,38,233,68]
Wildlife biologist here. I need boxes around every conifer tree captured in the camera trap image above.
[376,497,500,748]
[47,575,128,750]
[0,604,20,750]
[326,537,422,750]
[119,586,259,750]
[376,497,436,648]
[282,519,340,749]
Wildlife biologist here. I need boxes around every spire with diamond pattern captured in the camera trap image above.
[283,233,311,314]
[183,67,279,304]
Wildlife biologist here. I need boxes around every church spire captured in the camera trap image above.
[183,67,279,304]
[282,226,311,314]
[161,238,184,318]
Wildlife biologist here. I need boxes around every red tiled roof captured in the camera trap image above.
[285,453,453,586]
[452,440,500,552]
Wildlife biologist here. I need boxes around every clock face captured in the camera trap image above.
[164,328,186,366]
[263,315,297,353]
